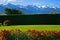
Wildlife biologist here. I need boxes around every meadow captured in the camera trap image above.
[0,25,60,31]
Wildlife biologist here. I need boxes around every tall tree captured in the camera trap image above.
[5,8,23,15]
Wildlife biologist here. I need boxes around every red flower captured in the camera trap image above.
[31,35,35,39]
[56,31,60,35]
[2,30,8,33]
[0,32,2,34]
[9,30,14,33]
[44,31,51,35]
[16,29,21,33]
[2,37,5,40]
[35,31,40,34]
[40,31,45,34]
[31,30,36,33]
[27,29,31,32]
[51,31,57,36]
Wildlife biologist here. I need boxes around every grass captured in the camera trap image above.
[0,25,60,31]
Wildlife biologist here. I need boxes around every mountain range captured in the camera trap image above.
[0,3,60,14]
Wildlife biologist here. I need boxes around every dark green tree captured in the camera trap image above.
[5,8,23,15]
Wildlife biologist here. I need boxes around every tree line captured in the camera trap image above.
[5,8,23,15]
[5,8,57,15]
[0,8,57,26]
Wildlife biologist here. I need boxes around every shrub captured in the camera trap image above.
[3,20,11,26]
[0,29,60,40]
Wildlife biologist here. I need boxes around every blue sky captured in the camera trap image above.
[0,0,60,8]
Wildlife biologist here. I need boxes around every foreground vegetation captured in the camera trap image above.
[0,25,60,40]
[0,29,60,40]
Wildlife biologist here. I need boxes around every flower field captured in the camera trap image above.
[0,25,60,40]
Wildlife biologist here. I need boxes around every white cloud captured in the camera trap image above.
[0,0,23,5]
[0,0,2,2]
[0,0,2,4]
[0,0,16,4]
[32,3,40,6]
[7,0,16,2]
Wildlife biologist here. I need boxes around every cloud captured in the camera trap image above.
[32,2,40,6]
[0,0,2,2]
[0,0,2,4]
[0,0,16,4]
[0,0,23,5]
[7,0,16,2]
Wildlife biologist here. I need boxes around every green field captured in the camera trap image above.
[0,25,60,31]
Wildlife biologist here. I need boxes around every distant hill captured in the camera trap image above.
[0,4,5,14]
[0,3,60,14]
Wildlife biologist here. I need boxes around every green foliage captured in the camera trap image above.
[5,8,23,15]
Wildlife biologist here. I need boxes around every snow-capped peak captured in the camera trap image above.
[50,6,56,9]
[41,5,47,8]
[37,6,41,8]
[37,5,48,8]
[37,5,57,9]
